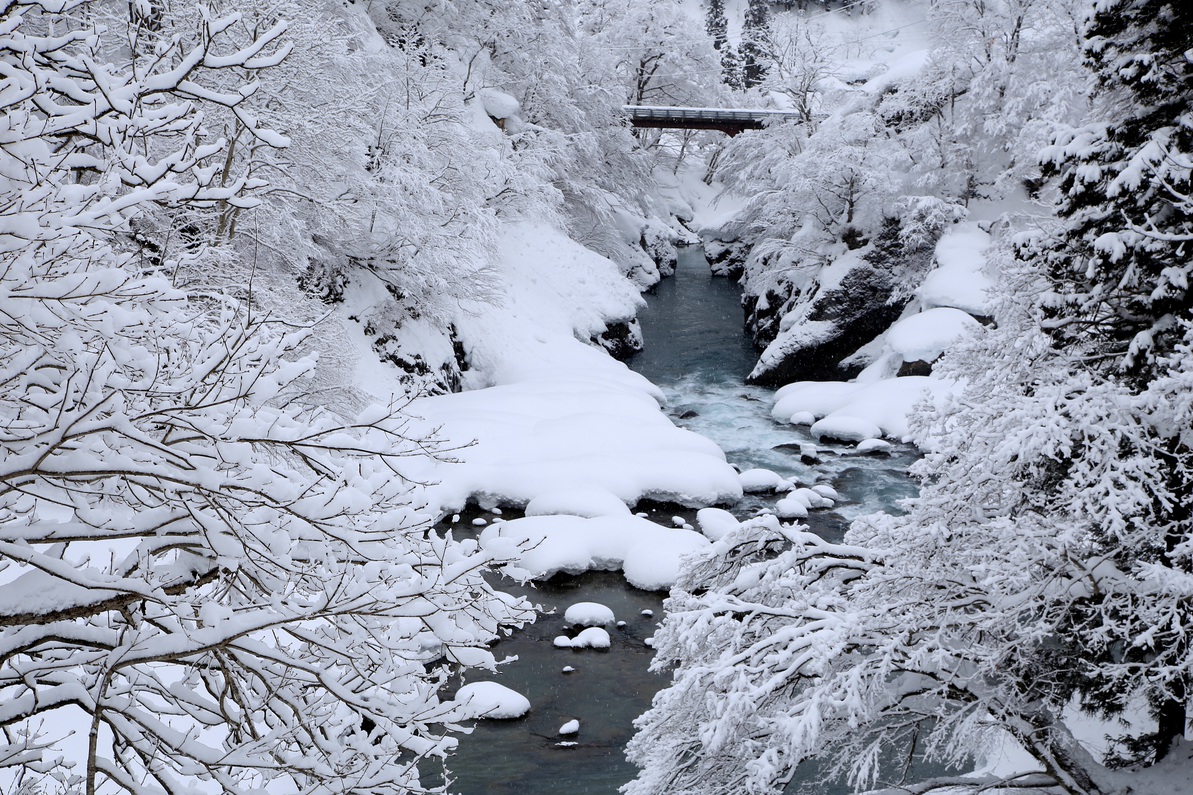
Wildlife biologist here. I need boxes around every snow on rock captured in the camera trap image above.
[525,488,630,518]
[478,514,710,591]
[812,484,839,501]
[478,88,520,120]
[773,377,959,442]
[556,627,611,650]
[918,223,994,315]
[791,487,834,509]
[810,415,884,444]
[623,531,710,591]
[559,719,580,735]
[563,602,616,627]
[457,681,531,720]
[696,507,740,541]
[886,307,982,364]
[739,468,792,493]
[773,496,809,519]
[857,438,893,454]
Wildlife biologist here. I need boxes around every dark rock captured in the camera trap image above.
[594,318,644,361]
[896,358,933,377]
[704,238,749,279]
[678,410,699,419]
[745,217,936,386]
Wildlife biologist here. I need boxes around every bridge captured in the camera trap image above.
[624,105,802,136]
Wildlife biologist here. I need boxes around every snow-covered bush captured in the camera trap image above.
[0,4,531,793]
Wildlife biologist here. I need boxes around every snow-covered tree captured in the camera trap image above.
[740,0,772,88]
[1038,0,1193,383]
[0,4,532,794]
[629,2,1193,791]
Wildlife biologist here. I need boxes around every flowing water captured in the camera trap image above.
[441,246,920,793]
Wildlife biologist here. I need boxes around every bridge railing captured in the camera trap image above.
[622,105,803,135]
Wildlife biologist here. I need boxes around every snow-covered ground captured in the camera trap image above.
[766,221,994,448]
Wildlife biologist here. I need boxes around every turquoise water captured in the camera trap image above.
[441,246,919,793]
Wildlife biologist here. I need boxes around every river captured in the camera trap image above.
[440,245,920,794]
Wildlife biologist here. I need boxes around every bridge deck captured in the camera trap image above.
[624,105,800,135]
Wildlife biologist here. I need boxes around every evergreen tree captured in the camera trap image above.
[740,0,772,88]
[706,0,727,50]
[1040,0,1193,383]
[1028,0,1193,765]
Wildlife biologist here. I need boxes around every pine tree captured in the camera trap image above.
[1029,0,1193,765]
[706,0,727,50]
[1041,0,1193,384]
[740,0,771,88]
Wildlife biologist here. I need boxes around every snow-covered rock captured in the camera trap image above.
[739,468,792,493]
[478,514,711,591]
[558,719,580,735]
[564,602,616,627]
[457,682,531,719]
[696,507,740,541]
[773,377,960,442]
[918,224,993,315]
[555,627,611,650]
[525,488,630,518]
[886,307,982,364]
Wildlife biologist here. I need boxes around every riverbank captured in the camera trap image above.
[396,240,921,793]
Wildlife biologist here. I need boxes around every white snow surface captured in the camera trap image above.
[406,223,742,516]
[696,507,740,541]
[456,681,531,720]
[479,514,710,591]
[773,377,960,443]
[739,468,793,493]
[918,223,994,315]
[556,627,611,650]
[563,602,616,627]
[886,307,982,363]
[525,488,631,518]
[559,719,580,735]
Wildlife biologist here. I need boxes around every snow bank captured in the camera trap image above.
[457,681,531,719]
[773,377,959,443]
[408,223,742,515]
[478,514,710,591]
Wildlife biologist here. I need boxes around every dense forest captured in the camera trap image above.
[2,1,1190,794]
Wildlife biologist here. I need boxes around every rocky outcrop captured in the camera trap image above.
[745,218,937,386]
[594,318,644,361]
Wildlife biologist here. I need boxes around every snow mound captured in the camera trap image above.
[559,719,580,735]
[857,438,893,454]
[696,507,740,541]
[457,681,531,720]
[564,602,616,627]
[478,514,710,591]
[773,496,809,519]
[739,468,792,493]
[399,223,742,517]
[810,415,883,444]
[886,307,982,363]
[918,224,993,315]
[525,488,630,518]
[479,88,520,120]
[555,627,611,650]
[773,377,959,442]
